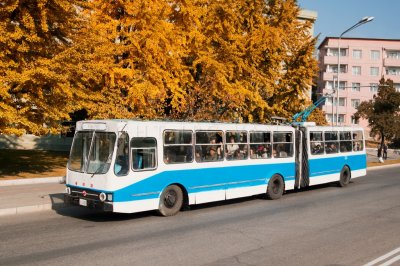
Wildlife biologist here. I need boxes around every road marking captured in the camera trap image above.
[364,247,400,266]
[380,255,400,266]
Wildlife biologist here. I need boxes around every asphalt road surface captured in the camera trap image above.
[0,166,399,266]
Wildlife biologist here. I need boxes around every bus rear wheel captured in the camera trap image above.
[266,174,284,200]
[158,185,183,216]
[338,166,351,187]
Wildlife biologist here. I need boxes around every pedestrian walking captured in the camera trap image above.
[383,143,388,160]
[377,144,383,163]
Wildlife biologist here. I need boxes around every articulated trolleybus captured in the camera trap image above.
[64,120,366,216]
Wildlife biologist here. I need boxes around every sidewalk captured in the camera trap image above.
[1,153,400,217]
[0,179,66,216]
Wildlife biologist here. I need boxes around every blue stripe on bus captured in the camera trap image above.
[112,162,296,202]
[67,153,366,203]
[308,154,366,177]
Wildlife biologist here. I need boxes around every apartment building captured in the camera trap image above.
[317,37,400,137]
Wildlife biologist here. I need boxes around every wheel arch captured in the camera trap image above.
[267,173,286,192]
[160,182,189,210]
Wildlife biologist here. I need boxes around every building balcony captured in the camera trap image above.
[384,58,400,67]
[323,55,349,65]
[321,71,349,82]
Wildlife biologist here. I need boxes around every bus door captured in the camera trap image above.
[295,128,309,189]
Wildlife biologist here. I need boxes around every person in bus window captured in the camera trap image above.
[208,136,222,158]
[326,143,337,153]
[226,136,239,159]
[276,144,287,157]
[261,145,270,158]
[206,147,218,161]
[115,146,129,175]
[272,148,278,158]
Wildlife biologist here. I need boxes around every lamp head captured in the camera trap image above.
[359,16,374,23]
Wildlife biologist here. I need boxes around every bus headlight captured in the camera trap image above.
[66,187,71,195]
[99,192,107,202]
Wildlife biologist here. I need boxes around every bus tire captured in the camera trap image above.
[158,185,183,216]
[338,166,351,187]
[266,174,284,200]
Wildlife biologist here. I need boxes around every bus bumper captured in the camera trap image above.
[64,194,113,212]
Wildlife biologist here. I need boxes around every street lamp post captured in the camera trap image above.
[336,16,374,125]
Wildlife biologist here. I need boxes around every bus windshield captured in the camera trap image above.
[68,131,116,174]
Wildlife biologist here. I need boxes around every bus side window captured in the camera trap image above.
[340,131,352,153]
[352,130,364,151]
[310,131,324,155]
[131,137,157,171]
[195,131,224,162]
[226,131,248,160]
[273,132,293,158]
[250,131,271,159]
[163,130,193,164]
[114,132,129,176]
[324,131,338,154]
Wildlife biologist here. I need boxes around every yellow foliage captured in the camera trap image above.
[1,0,318,135]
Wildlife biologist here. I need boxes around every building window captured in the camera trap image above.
[338,97,346,107]
[351,116,359,125]
[326,114,345,123]
[325,98,345,106]
[326,65,347,74]
[370,83,378,93]
[351,99,360,108]
[325,98,332,106]
[394,83,400,92]
[327,48,347,57]
[371,50,380,60]
[352,83,361,92]
[387,50,400,59]
[370,67,379,76]
[353,49,362,59]
[325,81,346,90]
[352,66,361,76]
[386,67,400,75]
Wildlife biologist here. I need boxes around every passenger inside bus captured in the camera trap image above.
[205,147,218,161]
[226,136,239,159]
[325,143,338,153]
[208,136,222,159]
[115,135,129,175]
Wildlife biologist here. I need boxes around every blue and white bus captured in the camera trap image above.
[64,120,366,216]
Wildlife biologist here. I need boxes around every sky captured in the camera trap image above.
[297,0,400,46]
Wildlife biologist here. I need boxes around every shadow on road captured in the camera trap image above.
[50,181,351,222]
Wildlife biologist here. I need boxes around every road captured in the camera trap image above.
[0,166,399,266]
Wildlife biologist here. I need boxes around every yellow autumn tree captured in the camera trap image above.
[0,0,86,135]
[1,0,321,134]
[77,0,319,124]
[71,0,194,120]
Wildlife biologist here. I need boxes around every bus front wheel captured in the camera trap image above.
[338,166,351,187]
[266,174,284,200]
[158,185,183,216]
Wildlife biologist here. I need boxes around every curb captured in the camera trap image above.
[0,203,53,217]
[367,163,400,171]
[0,176,65,187]
[0,202,68,217]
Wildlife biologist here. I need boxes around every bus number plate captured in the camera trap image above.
[79,199,87,207]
